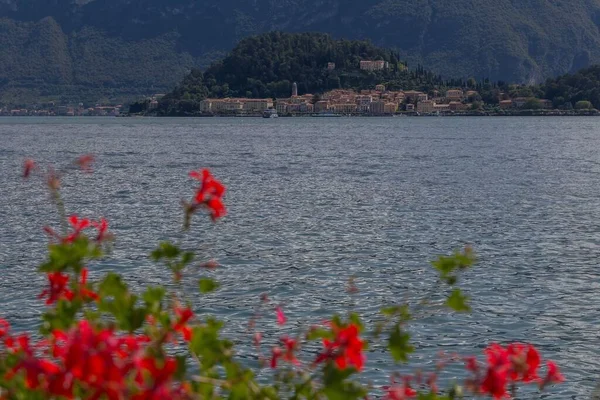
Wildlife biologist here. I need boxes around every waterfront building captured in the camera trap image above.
[449,101,468,111]
[383,102,398,114]
[513,97,528,108]
[370,101,385,114]
[406,104,415,112]
[276,102,288,114]
[499,100,513,109]
[314,101,330,112]
[330,103,357,114]
[416,100,435,113]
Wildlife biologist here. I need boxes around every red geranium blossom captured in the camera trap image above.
[173,307,193,341]
[315,323,365,371]
[544,361,565,385]
[74,268,99,302]
[189,168,227,221]
[507,343,540,382]
[39,272,73,305]
[91,218,109,242]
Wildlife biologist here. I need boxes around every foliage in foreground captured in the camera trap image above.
[0,157,564,399]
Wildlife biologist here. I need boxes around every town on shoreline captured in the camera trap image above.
[152,84,600,117]
[3,85,599,118]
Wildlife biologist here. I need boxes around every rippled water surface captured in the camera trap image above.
[1,116,600,397]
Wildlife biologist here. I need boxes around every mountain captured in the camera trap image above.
[2,0,600,105]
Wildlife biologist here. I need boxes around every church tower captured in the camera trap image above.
[292,82,298,97]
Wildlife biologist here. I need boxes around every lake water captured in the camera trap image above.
[1,116,600,397]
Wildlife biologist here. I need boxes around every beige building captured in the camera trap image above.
[446,89,463,101]
[241,99,274,111]
[417,100,435,113]
[375,84,386,92]
[276,102,288,114]
[384,102,398,114]
[449,101,468,111]
[331,103,357,114]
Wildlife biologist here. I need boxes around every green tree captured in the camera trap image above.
[522,98,542,110]
[575,100,593,109]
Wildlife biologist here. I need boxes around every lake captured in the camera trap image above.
[1,116,599,398]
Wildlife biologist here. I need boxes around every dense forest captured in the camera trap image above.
[3,0,600,105]
[541,66,600,109]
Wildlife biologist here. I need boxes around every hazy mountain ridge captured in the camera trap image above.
[2,0,600,105]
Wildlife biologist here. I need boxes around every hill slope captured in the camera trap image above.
[2,0,600,104]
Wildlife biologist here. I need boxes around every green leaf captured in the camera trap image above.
[174,355,187,380]
[380,304,411,321]
[446,288,470,312]
[348,312,364,331]
[181,251,195,265]
[199,278,220,294]
[306,327,334,341]
[388,324,414,363]
[142,286,165,313]
[150,241,181,261]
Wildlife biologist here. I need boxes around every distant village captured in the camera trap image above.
[197,85,556,117]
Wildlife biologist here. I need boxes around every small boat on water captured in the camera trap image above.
[263,109,278,118]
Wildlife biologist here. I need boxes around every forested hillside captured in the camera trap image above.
[3,0,600,105]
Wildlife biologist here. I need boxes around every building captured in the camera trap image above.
[241,99,274,112]
[330,103,357,114]
[446,89,463,101]
[314,101,330,112]
[384,102,398,114]
[370,101,384,114]
[513,97,528,108]
[499,100,513,109]
[359,60,388,71]
[276,102,288,115]
[433,103,450,113]
[539,99,553,109]
[449,101,468,111]
[404,91,426,102]
[292,82,298,97]
[416,100,435,113]
[327,62,336,70]
[405,104,415,112]
[375,84,386,92]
